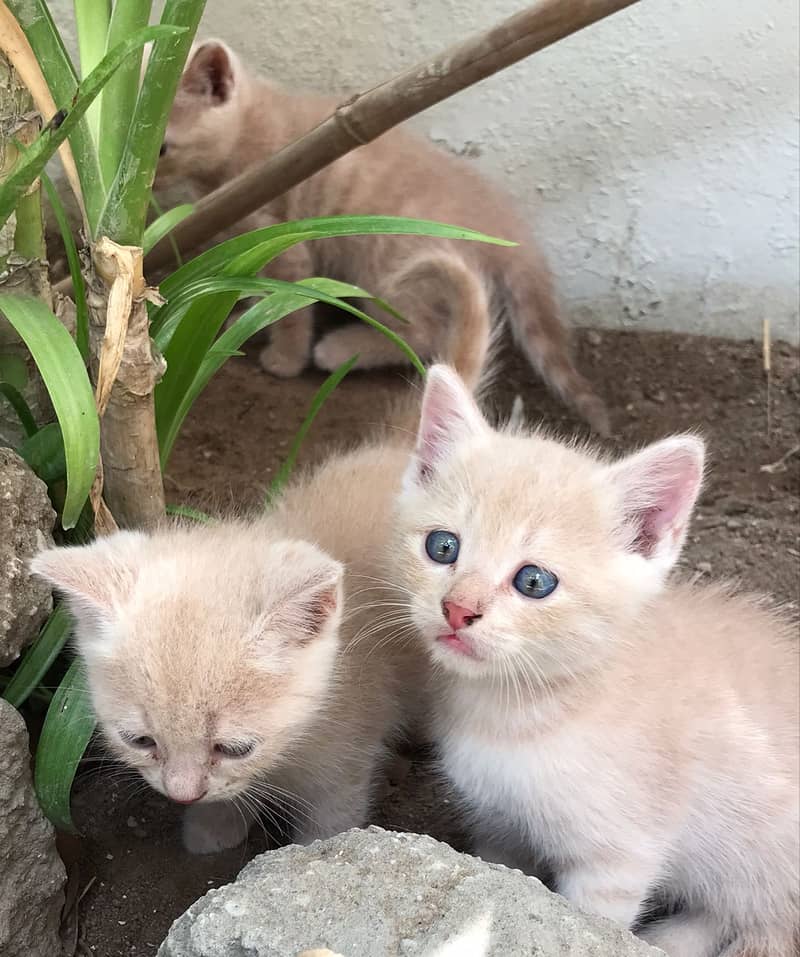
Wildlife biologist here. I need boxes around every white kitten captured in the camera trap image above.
[31,509,422,855]
[390,366,799,957]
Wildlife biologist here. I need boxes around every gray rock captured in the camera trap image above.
[0,447,56,665]
[159,827,663,957]
[0,698,66,957]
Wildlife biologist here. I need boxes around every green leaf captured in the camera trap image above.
[8,0,104,230]
[160,216,514,299]
[0,383,38,438]
[0,354,28,391]
[143,203,195,255]
[97,0,205,244]
[0,295,98,528]
[18,422,67,484]
[42,172,88,360]
[165,504,213,523]
[98,0,153,189]
[74,0,111,150]
[157,287,333,465]
[34,658,96,832]
[266,356,359,506]
[154,276,422,466]
[0,24,186,230]
[2,606,71,709]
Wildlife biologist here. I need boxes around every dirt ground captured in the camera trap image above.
[68,326,799,956]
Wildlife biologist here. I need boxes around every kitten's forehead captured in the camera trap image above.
[435,433,608,539]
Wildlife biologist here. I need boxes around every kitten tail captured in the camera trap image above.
[505,259,610,435]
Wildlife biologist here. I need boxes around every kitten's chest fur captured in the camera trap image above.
[438,704,645,863]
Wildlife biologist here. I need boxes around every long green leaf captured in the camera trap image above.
[8,0,104,230]
[158,280,367,465]
[0,24,185,230]
[161,216,514,298]
[165,504,212,523]
[266,355,359,506]
[2,606,71,709]
[19,422,67,485]
[0,296,98,528]
[153,276,404,353]
[0,382,37,438]
[155,277,422,465]
[0,353,28,390]
[73,0,111,151]
[143,202,195,254]
[34,659,96,832]
[98,0,153,189]
[97,0,205,244]
[42,172,88,360]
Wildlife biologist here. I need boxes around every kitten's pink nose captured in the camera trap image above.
[442,600,481,631]
[169,790,207,805]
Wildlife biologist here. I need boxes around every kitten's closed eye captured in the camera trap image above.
[121,731,156,750]
[214,741,256,759]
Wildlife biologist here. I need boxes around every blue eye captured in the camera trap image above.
[512,564,558,599]
[425,530,460,565]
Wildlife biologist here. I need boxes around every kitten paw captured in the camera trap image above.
[312,335,356,373]
[182,801,249,854]
[259,343,307,378]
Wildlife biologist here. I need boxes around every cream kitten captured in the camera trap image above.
[154,39,608,433]
[31,477,424,854]
[389,365,799,957]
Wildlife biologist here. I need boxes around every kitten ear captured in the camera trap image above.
[405,364,488,487]
[30,531,148,636]
[182,40,238,104]
[257,542,344,646]
[607,435,705,575]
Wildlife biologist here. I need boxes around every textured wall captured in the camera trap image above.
[52,0,800,341]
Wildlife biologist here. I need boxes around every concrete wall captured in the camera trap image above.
[52,0,800,342]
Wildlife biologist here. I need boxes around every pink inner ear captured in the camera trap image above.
[415,369,483,481]
[618,439,704,559]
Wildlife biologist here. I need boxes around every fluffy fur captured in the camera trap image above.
[30,450,424,854]
[154,39,608,433]
[388,366,799,957]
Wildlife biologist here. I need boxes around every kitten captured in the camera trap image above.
[30,457,425,854]
[388,365,799,957]
[154,39,608,434]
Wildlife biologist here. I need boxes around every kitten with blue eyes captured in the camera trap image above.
[391,366,799,957]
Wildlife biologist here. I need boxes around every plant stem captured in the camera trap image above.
[73,0,111,155]
[7,0,105,233]
[145,0,640,270]
[96,0,204,245]
[0,50,52,448]
[87,238,166,528]
[99,0,153,190]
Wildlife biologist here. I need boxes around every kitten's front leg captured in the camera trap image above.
[182,800,255,854]
[555,855,658,929]
[638,912,721,957]
[258,244,315,378]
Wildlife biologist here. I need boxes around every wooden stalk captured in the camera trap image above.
[87,238,165,528]
[144,0,640,273]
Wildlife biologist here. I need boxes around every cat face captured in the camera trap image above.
[393,366,704,683]
[156,40,248,192]
[31,527,343,804]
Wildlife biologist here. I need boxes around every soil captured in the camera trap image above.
[68,327,799,956]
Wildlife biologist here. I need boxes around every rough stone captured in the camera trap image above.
[159,827,663,957]
[0,447,56,665]
[0,698,65,957]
